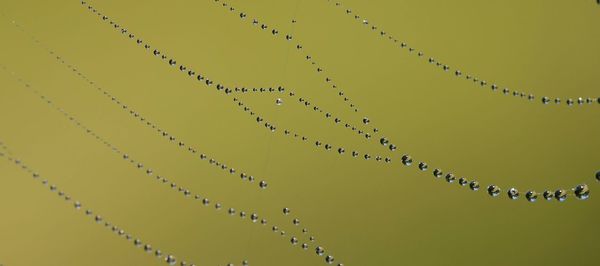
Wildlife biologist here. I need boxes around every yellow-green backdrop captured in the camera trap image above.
[0,0,599,265]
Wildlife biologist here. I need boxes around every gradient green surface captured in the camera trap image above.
[0,1,599,265]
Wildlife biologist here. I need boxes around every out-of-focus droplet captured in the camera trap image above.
[362,117,369,124]
[276,98,283,105]
[283,207,290,215]
[165,255,176,265]
[326,255,335,264]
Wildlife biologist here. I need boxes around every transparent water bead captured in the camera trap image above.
[574,184,590,200]
[487,185,501,197]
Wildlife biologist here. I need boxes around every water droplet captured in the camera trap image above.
[316,246,325,256]
[543,190,554,200]
[259,180,268,189]
[525,191,538,202]
[379,137,389,146]
[595,171,600,182]
[302,243,309,250]
[507,188,519,200]
[574,184,590,200]
[362,117,370,124]
[469,181,480,191]
[418,162,427,170]
[275,98,283,105]
[293,218,300,225]
[165,255,176,265]
[143,244,152,252]
[389,144,397,151]
[325,255,335,264]
[487,185,501,197]
[433,169,443,178]
[554,189,567,202]
[283,208,290,215]
[445,173,455,183]
[291,237,298,245]
[401,155,413,166]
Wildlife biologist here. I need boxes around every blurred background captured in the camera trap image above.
[0,0,599,265]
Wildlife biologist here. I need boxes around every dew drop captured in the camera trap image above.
[507,188,519,200]
[259,180,268,189]
[574,184,590,200]
[525,191,538,202]
[275,98,283,105]
[469,181,480,191]
[379,137,389,146]
[325,255,335,264]
[445,173,455,183]
[316,246,325,256]
[487,185,501,197]
[554,189,567,202]
[543,190,554,200]
[165,255,176,265]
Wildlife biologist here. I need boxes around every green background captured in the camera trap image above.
[1,0,599,265]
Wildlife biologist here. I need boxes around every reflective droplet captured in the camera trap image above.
[401,155,413,166]
[291,236,298,245]
[362,117,370,124]
[445,173,455,183]
[574,184,590,200]
[595,171,600,182]
[543,190,554,200]
[275,98,283,105]
[418,162,427,171]
[554,189,567,202]
[325,255,335,264]
[433,169,443,178]
[469,181,480,191]
[379,137,389,146]
[259,180,268,189]
[507,188,519,200]
[525,191,538,202]
[487,185,501,197]
[389,144,397,151]
[293,218,300,225]
[316,246,325,256]
[283,207,290,215]
[165,255,176,265]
